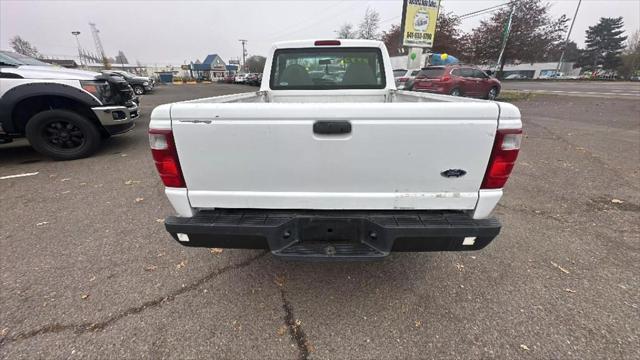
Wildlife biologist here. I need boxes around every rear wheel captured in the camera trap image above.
[449,88,461,96]
[486,87,498,100]
[133,85,145,95]
[25,109,102,160]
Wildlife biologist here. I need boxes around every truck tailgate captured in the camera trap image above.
[170,102,499,210]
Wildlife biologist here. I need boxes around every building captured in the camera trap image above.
[192,54,226,80]
[491,62,580,79]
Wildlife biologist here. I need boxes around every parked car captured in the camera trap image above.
[412,65,501,100]
[393,68,420,89]
[102,70,154,95]
[223,74,235,83]
[538,71,564,79]
[0,50,139,160]
[149,39,522,260]
[504,73,528,80]
[234,73,248,84]
[246,73,262,86]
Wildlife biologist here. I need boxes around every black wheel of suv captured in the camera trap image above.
[133,85,145,95]
[450,88,461,96]
[25,109,102,160]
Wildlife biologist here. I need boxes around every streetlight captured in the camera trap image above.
[71,31,83,67]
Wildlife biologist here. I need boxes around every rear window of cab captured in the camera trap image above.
[417,68,446,79]
[270,47,386,90]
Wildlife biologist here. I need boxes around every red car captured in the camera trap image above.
[410,65,501,100]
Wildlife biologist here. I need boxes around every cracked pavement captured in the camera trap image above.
[1,84,638,359]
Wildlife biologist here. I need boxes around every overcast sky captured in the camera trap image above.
[1,0,638,65]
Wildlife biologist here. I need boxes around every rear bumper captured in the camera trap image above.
[165,209,501,260]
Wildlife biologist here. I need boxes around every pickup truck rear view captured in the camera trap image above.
[149,39,522,260]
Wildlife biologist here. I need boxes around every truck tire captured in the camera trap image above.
[133,85,145,95]
[25,109,102,160]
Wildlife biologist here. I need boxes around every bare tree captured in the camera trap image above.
[114,50,129,65]
[358,7,381,40]
[246,55,266,73]
[335,23,357,39]
[9,36,40,57]
[619,29,640,79]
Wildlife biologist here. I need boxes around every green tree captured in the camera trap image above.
[245,55,266,73]
[9,36,40,57]
[579,17,627,71]
[458,0,568,73]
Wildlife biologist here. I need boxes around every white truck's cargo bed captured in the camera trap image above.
[169,98,500,210]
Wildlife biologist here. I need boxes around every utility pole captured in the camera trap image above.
[71,31,83,67]
[555,0,582,76]
[238,39,247,72]
[495,3,515,77]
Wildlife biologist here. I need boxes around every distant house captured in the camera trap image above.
[192,54,226,80]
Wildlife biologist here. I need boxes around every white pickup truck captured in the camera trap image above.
[149,39,522,260]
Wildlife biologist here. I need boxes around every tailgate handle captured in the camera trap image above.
[313,121,351,135]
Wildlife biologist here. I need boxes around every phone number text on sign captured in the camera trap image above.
[406,32,433,40]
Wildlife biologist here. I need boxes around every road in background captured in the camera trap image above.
[502,80,640,98]
[1,84,638,359]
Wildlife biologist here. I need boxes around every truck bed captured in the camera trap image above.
[153,89,519,216]
[181,89,488,104]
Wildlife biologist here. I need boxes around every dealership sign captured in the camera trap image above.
[400,0,441,48]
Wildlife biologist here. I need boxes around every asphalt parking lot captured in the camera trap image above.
[502,80,640,98]
[1,84,638,359]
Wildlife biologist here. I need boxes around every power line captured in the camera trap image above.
[457,2,512,20]
[379,2,511,29]
[262,1,352,40]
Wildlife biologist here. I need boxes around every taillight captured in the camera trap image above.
[398,77,409,82]
[314,40,341,46]
[481,129,522,189]
[149,129,186,188]
[440,75,452,81]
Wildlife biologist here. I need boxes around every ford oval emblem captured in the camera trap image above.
[441,169,467,178]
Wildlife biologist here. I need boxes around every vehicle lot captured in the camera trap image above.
[1,84,638,359]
